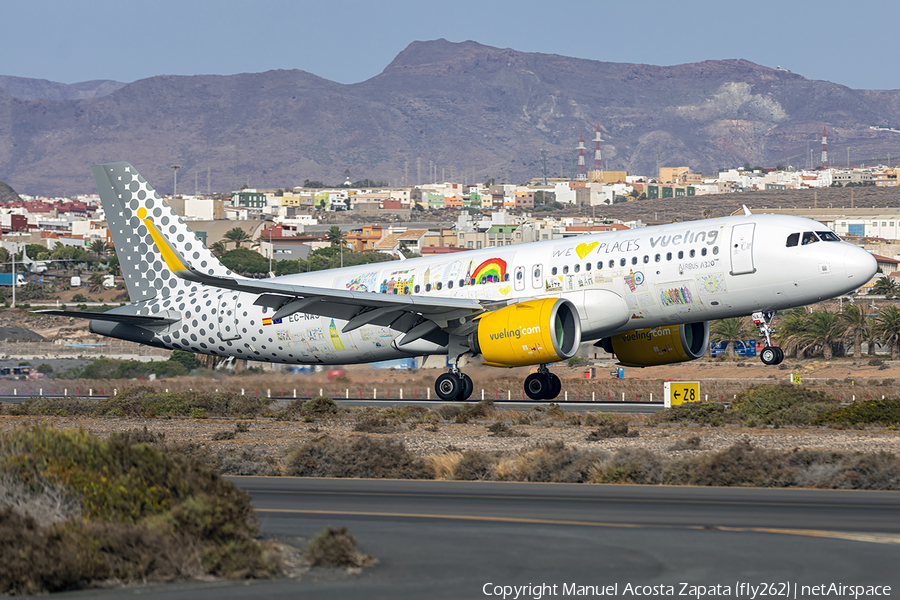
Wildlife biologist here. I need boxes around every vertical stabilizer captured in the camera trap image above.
[92,162,234,303]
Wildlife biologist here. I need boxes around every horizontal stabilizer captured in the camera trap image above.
[34,310,180,326]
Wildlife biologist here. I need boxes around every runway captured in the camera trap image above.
[66,477,900,599]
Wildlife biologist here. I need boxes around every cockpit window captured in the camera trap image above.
[801,231,819,245]
[817,231,840,242]
[786,233,799,247]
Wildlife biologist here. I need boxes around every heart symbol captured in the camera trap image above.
[499,285,511,296]
[576,241,598,260]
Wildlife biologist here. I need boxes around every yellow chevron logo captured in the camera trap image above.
[137,207,187,272]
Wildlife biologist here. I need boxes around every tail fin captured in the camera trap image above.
[92,162,234,303]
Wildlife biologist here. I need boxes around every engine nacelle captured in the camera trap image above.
[598,322,709,367]
[471,298,582,367]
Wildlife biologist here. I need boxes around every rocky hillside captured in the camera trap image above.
[2,39,900,196]
[0,180,21,203]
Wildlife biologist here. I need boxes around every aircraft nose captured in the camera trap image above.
[843,246,878,286]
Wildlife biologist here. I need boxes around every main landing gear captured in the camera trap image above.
[752,311,784,365]
[524,365,561,400]
[435,367,474,401]
[434,364,562,402]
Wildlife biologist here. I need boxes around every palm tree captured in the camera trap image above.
[326,225,345,247]
[869,276,898,297]
[223,227,251,249]
[89,238,108,258]
[777,308,814,358]
[88,272,105,294]
[839,304,868,358]
[875,306,900,359]
[710,317,749,357]
[209,241,227,257]
[802,311,847,360]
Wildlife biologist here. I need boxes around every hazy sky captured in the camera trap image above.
[2,0,897,90]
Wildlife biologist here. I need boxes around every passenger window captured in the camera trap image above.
[786,233,799,247]
[504,273,510,282]
[620,258,626,267]
[532,269,540,279]
[713,246,719,255]
[425,283,431,292]
[701,248,707,256]
[666,252,672,261]
[678,251,684,259]
[586,262,592,271]
[436,282,443,290]
[415,285,420,293]
[448,281,454,289]
[608,260,614,268]
[689,249,695,258]
[516,270,523,280]
[459,279,465,287]
[574,264,580,273]
[563,265,569,274]
[630,257,637,265]
[643,255,649,264]
[470,277,476,285]
[552,267,558,275]
[802,231,819,245]
[655,254,661,262]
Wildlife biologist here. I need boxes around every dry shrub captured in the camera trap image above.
[433,404,461,421]
[663,440,795,487]
[788,450,900,490]
[0,476,81,526]
[304,527,373,568]
[352,414,399,433]
[217,447,281,476]
[585,422,638,441]
[95,387,272,418]
[428,452,463,480]
[285,436,430,479]
[0,425,278,593]
[588,448,666,484]
[648,401,733,427]
[494,441,596,483]
[9,396,97,417]
[487,422,529,438]
[668,435,703,451]
[731,385,839,426]
[451,450,496,480]
[584,412,629,427]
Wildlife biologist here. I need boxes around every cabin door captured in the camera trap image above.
[729,224,756,276]
[217,292,241,341]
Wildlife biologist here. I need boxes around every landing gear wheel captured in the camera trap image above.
[435,373,462,401]
[524,373,550,400]
[460,373,474,400]
[546,373,562,400]
[760,346,780,365]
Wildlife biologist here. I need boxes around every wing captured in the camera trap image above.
[175,264,493,347]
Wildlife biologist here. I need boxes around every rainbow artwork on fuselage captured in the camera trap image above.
[466,258,507,285]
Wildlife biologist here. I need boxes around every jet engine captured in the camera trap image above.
[597,322,709,367]
[470,298,582,368]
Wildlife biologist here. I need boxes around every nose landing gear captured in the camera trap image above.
[524,365,561,400]
[753,311,784,365]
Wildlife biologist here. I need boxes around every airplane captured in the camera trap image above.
[21,247,49,274]
[39,162,877,401]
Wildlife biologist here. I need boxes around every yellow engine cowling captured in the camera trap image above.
[598,322,709,367]
[471,298,582,367]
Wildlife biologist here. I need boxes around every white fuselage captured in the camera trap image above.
[125,214,876,365]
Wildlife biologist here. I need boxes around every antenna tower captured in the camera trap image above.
[540,149,548,185]
[576,133,587,180]
[821,126,828,169]
[593,123,603,174]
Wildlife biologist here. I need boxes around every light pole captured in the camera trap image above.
[171,164,181,198]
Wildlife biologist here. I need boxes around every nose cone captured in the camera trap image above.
[843,247,878,287]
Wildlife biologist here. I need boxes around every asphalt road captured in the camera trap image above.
[66,478,900,600]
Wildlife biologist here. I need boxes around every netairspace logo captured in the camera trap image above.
[481,582,893,599]
[488,326,541,342]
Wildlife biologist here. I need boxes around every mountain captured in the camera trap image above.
[0,76,125,101]
[2,39,900,196]
[0,180,22,203]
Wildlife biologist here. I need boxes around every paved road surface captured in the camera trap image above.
[62,478,900,599]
